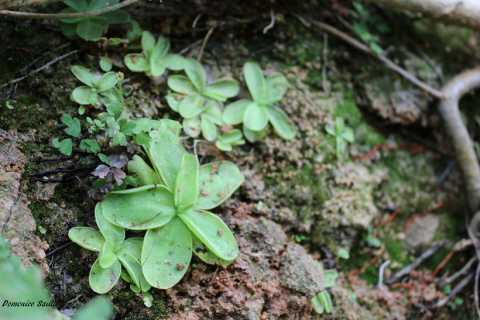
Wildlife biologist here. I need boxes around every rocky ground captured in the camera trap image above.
[1,1,480,319]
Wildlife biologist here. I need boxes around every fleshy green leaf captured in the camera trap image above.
[117,237,143,262]
[311,291,333,314]
[64,0,88,12]
[202,101,223,125]
[98,241,118,268]
[215,140,232,152]
[62,114,81,138]
[95,203,125,248]
[118,238,150,292]
[168,75,196,95]
[150,36,170,76]
[197,161,244,210]
[118,252,150,292]
[243,103,268,131]
[99,56,112,72]
[95,72,118,92]
[179,210,238,261]
[79,139,100,154]
[243,62,266,103]
[71,65,96,86]
[182,117,201,138]
[76,20,106,41]
[52,138,73,156]
[192,236,232,267]
[142,218,192,289]
[342,127,355,142]
[146,129,186,190]
[200,117,217,141]
[204,79,240,102]
[265,73,288,103]
[243,126,267,143]
[223,99,251,125]
[127,155,162,185]
[110,184,157,194]
[175,154,199,210]
[68,227,105,252]
[71,86,98,105]
[72,296,113,320]
[185,59,206,92]
[164,54,186,71]
[89,258,121,294]
[124,54,149,72]
[165,94,180,112]
[178,94,206,119]
[266,107,296,140]
[141,31,155,54]
[100,186,176,230]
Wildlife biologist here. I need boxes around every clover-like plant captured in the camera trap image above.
[70,65,121,107]
[325,117,355,159]
[60,0,131,41]
[223,62,295,141]
[166,59,239,141]
[124,31,184,77]
[68,206,151,297]
[97,125,244,289]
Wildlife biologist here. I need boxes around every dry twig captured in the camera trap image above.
[295,15,444,98]
[0,0,138,19]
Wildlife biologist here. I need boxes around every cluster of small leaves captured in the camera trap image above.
[69,123,243,297]
[124,31,184,77]
[325,117,355,160]
[352,2,388,55]
[121,31,295,150]
[166,60,296,148]
[60,0,137,42]
[311,269,338,315]
[0,236,112,320]
[54,64,177,161]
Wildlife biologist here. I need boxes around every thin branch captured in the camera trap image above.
[197,26,215,62]
[295,15,444,99]
[0,50,79,89]
[386,240,447,284]
[0,0,139,19]
[435,272,474,308]
[438,256,477,287]
[263,9,276,34]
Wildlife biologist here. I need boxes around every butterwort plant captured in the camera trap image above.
[70,65,121,106]
[68,207,151,296]
[223,61,295,141]
[93,125,243,289]
[60,0,131,41]
[124,31,185,77]
[166,59,239,141]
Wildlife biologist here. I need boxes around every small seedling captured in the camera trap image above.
[124,31,185,77]
[70,65,121,106]
[311,290,333,314]
[52,137,73,156]
[215,129,245,152]
[223,61,295,141]
[325,117,355,159]
[62,113,81,138]
[311,269,337,315]
[166,59,239,141]
[60,0,131,41]
[68,207,151,295]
